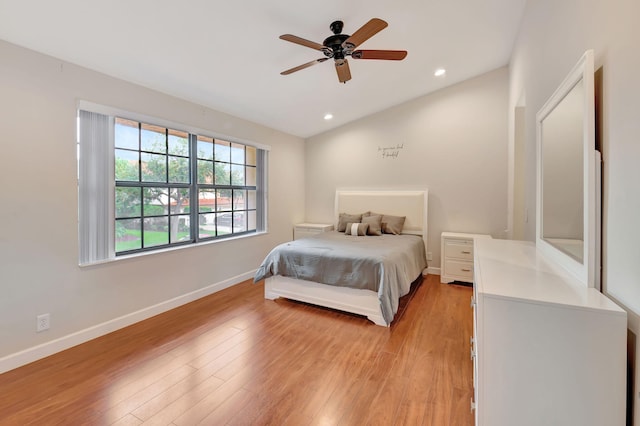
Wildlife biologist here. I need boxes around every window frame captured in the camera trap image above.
[78,101,269,265]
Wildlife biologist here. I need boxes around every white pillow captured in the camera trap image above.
[344,222,369,236]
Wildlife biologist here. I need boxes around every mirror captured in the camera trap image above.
[536,50,599,288]
[541,78,585,262]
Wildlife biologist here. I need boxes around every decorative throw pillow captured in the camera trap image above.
[361,215,383,236]
[344,222,369,236]
[362,211,381,217]
[381,214,406,234]
[363,212,407,234]
[337,213,363,232]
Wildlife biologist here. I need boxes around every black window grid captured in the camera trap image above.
[114,119,259,255]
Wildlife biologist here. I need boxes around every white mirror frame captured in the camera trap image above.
[536,50,598,288]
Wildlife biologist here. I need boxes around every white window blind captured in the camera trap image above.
[78,110,114,265]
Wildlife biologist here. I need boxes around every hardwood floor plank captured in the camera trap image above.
[449,387,474,426]
[362,358,411,425]
[111,413,144,426]
[308,351,380,426]
[129,369,221,421]
[185,328,252,369]
[166,324,244,361]
[172,372,249,425]
[289,343,382,425]
[423,401,450,426]
[98,358,194,413]
[241,330,343,424]
[101,365,197,424]
[337,351,398,426]
[138,374,226,424]
[0,275,474,426]
[394,400,428,426]
[195,388,253,425]
[397,353,440,425]
[224,393,273,426]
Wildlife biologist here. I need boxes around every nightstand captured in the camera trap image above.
[440,232,491,284]
[294,223,334,240]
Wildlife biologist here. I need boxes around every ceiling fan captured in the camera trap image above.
[279,18,408,84]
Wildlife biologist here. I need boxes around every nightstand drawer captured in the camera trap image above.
[444,259,474,279]
[444,240,474,260]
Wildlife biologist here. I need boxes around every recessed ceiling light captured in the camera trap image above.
[324,113,333,120]
[434,68,446,77]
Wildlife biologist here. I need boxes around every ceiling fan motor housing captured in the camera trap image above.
[323,20,353,59]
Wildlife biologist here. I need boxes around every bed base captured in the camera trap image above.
[264,276,388,326]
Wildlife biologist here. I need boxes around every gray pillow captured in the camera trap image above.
[381,214,406,235]
[337,213,363,232]
[361,215,383,236]
[344,222,369,236]
[363,212,407,234]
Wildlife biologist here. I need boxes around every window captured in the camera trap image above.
[78,107,267,264]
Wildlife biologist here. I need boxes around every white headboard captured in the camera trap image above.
[334,189,429,247]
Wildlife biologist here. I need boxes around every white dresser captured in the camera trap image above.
[440,232,491,284]
[293,223,333,240]
[472,238,627,426]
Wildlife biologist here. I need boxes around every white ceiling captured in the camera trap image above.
[0,0,526,138]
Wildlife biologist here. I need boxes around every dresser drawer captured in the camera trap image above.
[444,239,474,260]
[444,259,474,279]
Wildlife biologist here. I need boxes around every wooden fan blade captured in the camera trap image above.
[351,50,407,60]
[279,34,325,51]
[342,18,388,49]
[281,58,329,75]
[335,59,352,83]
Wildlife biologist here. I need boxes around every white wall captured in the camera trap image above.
[0,40,305,370]
[509,0,640,423]
[305,68,509,270]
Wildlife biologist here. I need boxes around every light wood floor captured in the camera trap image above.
[0,274,474,426]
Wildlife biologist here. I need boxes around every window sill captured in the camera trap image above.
[79,230,268,267]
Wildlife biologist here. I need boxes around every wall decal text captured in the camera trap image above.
[379,143,404,159]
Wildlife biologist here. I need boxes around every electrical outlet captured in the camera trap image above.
[36,313,50,332]
[426,252,433,261]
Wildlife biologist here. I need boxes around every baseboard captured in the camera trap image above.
[426,266,441,276]
[0,270,256,374]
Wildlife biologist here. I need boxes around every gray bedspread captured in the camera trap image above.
[254,231,427,324]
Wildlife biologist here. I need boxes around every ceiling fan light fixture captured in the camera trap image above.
[434,68,446,77]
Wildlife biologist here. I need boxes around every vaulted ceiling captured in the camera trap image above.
[0,0,527,137]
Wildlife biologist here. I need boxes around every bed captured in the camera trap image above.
[254,189,429,326]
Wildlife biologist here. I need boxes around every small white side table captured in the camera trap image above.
[294,223,334,240]
[440,232,491,283]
